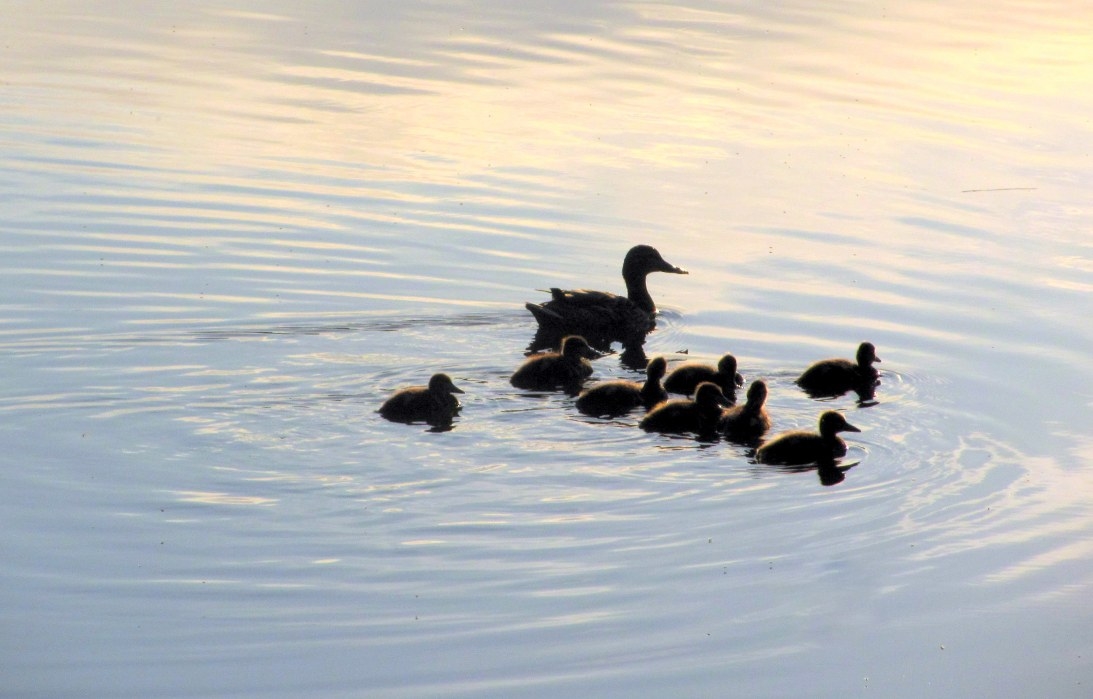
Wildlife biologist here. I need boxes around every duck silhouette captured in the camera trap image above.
[795,342,881,398]
[378,373,464,427]
[639,381,729,436]
[510,335,602,391]
[575,356,668,417]
[755,410,860,465]
[663,352,744,400]
[718,379,771,444]
[525,245,687,352]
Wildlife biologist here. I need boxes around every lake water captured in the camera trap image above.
[2,2,1091,697]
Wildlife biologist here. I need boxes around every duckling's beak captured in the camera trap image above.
[873,355,882,363]
[451,385,465,394]
[583,346,605,360]
[735,371,745,387]
[716,391,732,407]
[843,422,861,433]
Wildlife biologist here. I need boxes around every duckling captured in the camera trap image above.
[575,356,668,417]
[525,245,687,348]
[378,373,464,426]
[510,335,602,391]
[795,342,881,397]
[755,410,860,465]
[718,379,771,443]
[639,381,729,435]
[663,353,744,399]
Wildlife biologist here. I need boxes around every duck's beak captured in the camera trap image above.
[873,355,882,363]
[666,264,688,274]
[451,385,465,394]
[843,422,861,433]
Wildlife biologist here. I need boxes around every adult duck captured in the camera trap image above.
[718,379,771,444]
[663,352,744,399]
[510,335,602,391]
[639,381,729,436]
[378,373,464,426]
[755,410,860,465]
[795,342,881,397]
[525,245,687,349]
[575,356,668,417]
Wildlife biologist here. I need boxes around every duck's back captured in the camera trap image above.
[575,380,643,416]
[510,353,591,390]
[756,431,845,465]
[719,405,771,441]
[663,364,739,397]
[526,290,653,342]
[379,387,448,423]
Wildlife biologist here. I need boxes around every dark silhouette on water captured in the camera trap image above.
[755,410,861,465]
[525,245,687,353]
[639,381,730,436]
[510,335,602,392]
[575,356,668,417]
[663,352,744,400]
[378,373,464,428]
[795,342,881,398]
[718,379,771,445]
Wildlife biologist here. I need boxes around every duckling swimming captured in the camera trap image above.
[639,381,729,435]
[663,352,744,399]
[525,245,687,349]
[575,356,668,417]
[795,342,881,397]
[755,410,860,465]
[378,373,464,426]
[718,379,771,444]
[510,335,602,391]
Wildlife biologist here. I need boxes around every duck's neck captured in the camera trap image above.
[624,273,656,313]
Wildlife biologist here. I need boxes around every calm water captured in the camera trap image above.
[3,2,1091,697]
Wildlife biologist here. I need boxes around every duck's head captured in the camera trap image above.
[857,342,881,367]
[715,353,745,385]
[623,245,688,278]
[645,356,668,381]
[560,335,603,360]
[745,379,767,406]
[694,381,731,408]
[429,373,464,394]
[818,410,860,436]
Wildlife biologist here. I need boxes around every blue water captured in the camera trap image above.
[2,3,1091,697]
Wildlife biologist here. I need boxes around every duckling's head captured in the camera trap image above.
[694,381,731,408]
[560,335,602,360]
[818,410,860,436]
[745,379,767,406]
[429,373,464,394]
[623,245,688,278]
[715,353,743,385]
[646,356,668,381]
[857,342,881,367]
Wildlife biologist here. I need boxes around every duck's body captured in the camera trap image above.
[663,353,744,399]
[525,245,687,348]
[755,410,860,465]
[510,335,601,391]
[379,373,464,426]
[575,356,668,417]
[639,381,729,435]
[718,379,771,443]
[796,342,881,397]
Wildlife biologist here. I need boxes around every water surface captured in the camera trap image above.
[2,2,1092,697]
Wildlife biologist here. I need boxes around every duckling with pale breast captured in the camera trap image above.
[755,410,860,465]
[575,356,668,417]
[718,379,771,443]
[795,342,881,397]
[663,353,744,399]
[378,373,464,426]
[525,245,687,347]
[510,335,602,391]
[639,381,730,435]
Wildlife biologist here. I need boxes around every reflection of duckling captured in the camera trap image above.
[525,245,687,347]
[663,353,744,399]
[639,381,729,435]
[718,379,771,443]
[379,373,464,425]
[755,410,860,465]
[575,357,668,417]
[510,335,601,390]
[795,342,881,397]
